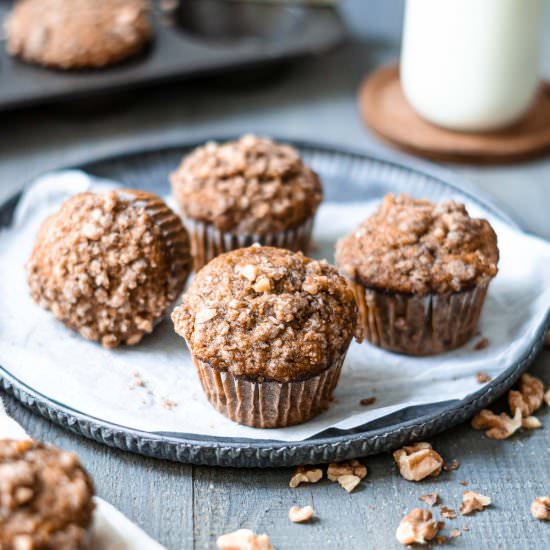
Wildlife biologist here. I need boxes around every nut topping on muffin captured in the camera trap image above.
[27,190,191,348]
[170,135,323,235]
[336,193,498,295]
[0,439,95,550]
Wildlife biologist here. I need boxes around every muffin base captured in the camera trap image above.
[193,354,345,428]
[185,216,314,271]
[352,282,490,355]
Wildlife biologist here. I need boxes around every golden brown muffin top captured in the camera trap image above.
[172,246,359,382]
[0,439,95,550]
[170,135,323,234]
[336,194,499,295]
[27,190,191,348]
[5,0,151,69]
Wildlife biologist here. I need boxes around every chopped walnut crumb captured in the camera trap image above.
[531,496,550,521]
[337,475,362,493]
[288,505,314,523]
[359,397,377,406]
[443,459,460,472]
[459,480,469,486]
[440,506,457,519]
[460,491,491,515]
[474,337,489,351]
[289,466,323,488]
[522,416,542,429]
[419,493,439,506]
[395,509,443,545]
[449,528,461,538]
[393,442,443,481]
[161,398,177,410]
[217,529,273,550]
[476,372,492,383]
[434,535,447,544]
[471,408,522,439]
[327,460,367,482]
[509,373,545,417]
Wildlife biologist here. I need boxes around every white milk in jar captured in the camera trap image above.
[400,0,546,132]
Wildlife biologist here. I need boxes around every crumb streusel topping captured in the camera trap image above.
[170,135,323,234]
[27,190,191,348]
[172,246,359,382]
[336,193,499,295]
[6,0,151,69]
[0,439,95,550]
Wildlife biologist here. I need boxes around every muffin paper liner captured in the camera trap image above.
[121,190,191,304]
[184,216,315,271]
[351,281,490,355]
[193,352,346,428]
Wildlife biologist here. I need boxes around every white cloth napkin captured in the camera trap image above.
[0,397,166,550]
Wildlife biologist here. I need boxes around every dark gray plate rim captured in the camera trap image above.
[1,137,548,468]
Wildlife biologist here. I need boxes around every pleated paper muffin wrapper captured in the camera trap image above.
[120,189,192,305]
[184,216,315,271]
[351,280,490,356]
[192,353,346,428]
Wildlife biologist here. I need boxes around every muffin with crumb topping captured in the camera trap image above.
[336,193,498,355]
[27,189,191,348]
[0,439,95,550]
[172,246,359,428]
[170,135,323,271]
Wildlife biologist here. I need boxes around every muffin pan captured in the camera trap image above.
[0,0,345,112]
[1,138,549,467]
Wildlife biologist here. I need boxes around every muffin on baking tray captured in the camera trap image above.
[170,135,323,271]
[172,246,359,428]
[0,439,95,550]
[5,0,151,69]
[27,189,191,348]
[336,193,498,356]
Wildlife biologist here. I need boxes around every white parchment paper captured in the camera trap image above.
[1,171,549,442]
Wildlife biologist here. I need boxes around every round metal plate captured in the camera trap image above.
[1,138,548,467]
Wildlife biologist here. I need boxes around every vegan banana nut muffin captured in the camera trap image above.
[171,246,359,428]
[336,193,499,355]
[5,0,151,69]
[170,135,323,270]
[27,189,191,348]
[0,439,95,550]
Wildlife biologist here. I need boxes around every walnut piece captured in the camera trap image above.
[544,389,550,407]
[476,372,492,383]
[440,506,457,519]
[471,408,522,439]
[460,491,491,515]
[449,528,461,539]
[393,442,443,481]
[395,509,443,545]
[289,466,323,488]
[522,416,542,429]
[288,505,314,523]
[530,496,550,521]
[443,459,460,472]
[337,475,362,493]
[217,529,273,550]
[473,337,489,351]
[419,493,439,507]
[359,396,376,406]
[327,459,367,481]
[508,373,545,417]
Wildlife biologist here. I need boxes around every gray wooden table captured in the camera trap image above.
[1,1,549,548]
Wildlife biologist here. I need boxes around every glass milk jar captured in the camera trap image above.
[400,0,546,132]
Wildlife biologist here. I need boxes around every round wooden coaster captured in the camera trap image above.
[358,64,550,163]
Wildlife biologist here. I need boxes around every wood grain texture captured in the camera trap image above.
[1,0,550,548]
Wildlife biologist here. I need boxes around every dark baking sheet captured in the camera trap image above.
[1,137,548,467]
[0,1,345,112]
